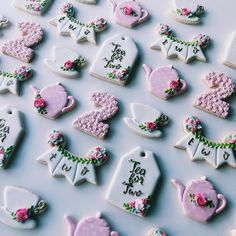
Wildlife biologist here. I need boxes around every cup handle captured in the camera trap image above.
[62,96,75,113]
[138,8,149,24]
[215,194,227,214]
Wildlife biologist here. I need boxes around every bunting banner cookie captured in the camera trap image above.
[49,3,107,44]
[175,116,236,169]
[37,130,109,186]
[106,147,161,217]
[150,24,210,63]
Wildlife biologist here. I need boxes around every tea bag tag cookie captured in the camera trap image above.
[175,116,236,169]
[223,31,236,69]
[106,147,160,217]
[108,0,149,28]
[44,46,86,79]
[0,14,9,29]
[13,0,53,15]
[37,130,109,186]
[64,213,120,236]
[0,106,24,168]
[168,0,204,24]
[90,34,138,85]
[0,66,32,96]
[171,177,227,222]
[0,186,46,229]
[143,64,187,100]
[124,103,168,138]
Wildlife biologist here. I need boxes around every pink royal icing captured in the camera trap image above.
[2,22,43,63]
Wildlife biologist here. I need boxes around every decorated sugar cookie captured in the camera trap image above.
[13,0,52,16]
[73,92,118,139]
[123,103,168,138]
[193,71,235,118]
[150,24,210,63]
[0,66,32,96]
[2,22,43,63]
[148,228,166,236]
[31,83,76,119]
[143,64,187,99]
[0,14,9,29]
[168,0,204,24]
[223,31,236,69]
[0,106,24,168]
[49,3,107,45]
[106,147,161,217]
[175,116,236,169]
[90,34,138,85]
[37,130,109,186]
[44,46,86,79]
[0,186,46,229]
[65,213,119,236]
[108,0,149,28]
[171,176,227,222]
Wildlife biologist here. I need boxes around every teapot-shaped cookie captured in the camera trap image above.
[108,0,149,28]
[171,176,227,222]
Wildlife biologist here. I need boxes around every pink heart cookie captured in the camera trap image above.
[143,64,187,100]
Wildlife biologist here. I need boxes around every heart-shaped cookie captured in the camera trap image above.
[143,64,187,100]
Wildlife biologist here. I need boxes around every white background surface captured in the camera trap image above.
[0,0,236,235]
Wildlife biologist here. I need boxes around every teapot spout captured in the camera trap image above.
[171,179,185,202]
[142,64,152,81]
[107,0,117,12]
[30,85,40,95]
[64,215,76,236]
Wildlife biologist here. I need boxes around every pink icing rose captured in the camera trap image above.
[122,6,133,15]
[34,98,45,108]
[64,60,73,69]
[228,133,236,144]
[194,193,207,207]
[170,80,180,90]
[16,208,28,222]
[129,201,135,208]
[181,8,190,16]
[146,122,157,131]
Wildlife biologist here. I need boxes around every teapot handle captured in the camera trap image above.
[215,194,227,214]
[138,8,149,25]
[62,96,76,113]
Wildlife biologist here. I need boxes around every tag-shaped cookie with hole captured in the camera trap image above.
[106,147,160,217]
[90,34,138,86]
[0,106,24,168]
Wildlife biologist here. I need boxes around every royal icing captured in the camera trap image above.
[148,228,166,236]
[0,66,32,96]
[31,83,76,119]
[90,34,138,86]
[150,24,210,63]
[0,186,46,229]
[175,116,236,169]
[13,0,52,16]
[123,103,168,138]
[37,130,109,186]
[231,229,236,236]
[0,106,24,169]
[193,71,235,118]
[0,14,9,29]
[143,64,187,100]
[2,22,43,63]
[44,46,86,79]
[49,3,107,44]
[106,147,161,217]
[168,0,204,24]
[171,176,227,222]
[108,0,149,28]
[65,213,119,236]
[223,31,236,70]
[73,92,118,139]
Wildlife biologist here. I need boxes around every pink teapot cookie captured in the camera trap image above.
[31,83,75,119]
[108,0,149,28]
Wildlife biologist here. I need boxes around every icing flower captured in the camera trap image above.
[0,146,13,168]
[146,122,157,131]
[120,6,138,17]
[88,147,108,166]
[34,95,47,115]
[107,67,131,82]
[48,130,64,147]
[189,193,214,208]
[91,18,107,31]
[185,116,202,132]
[181,8,190,16]
[61,57,86,71]
[14,66,32,81]
[158,23,172,36]
[165,79,183,95]
[225,132,236,144]
[64,60,73,69]
[194,34,211,48]
[149,228,166,236]
[60,2,74,15]
[15,208,28,222]
[194,193,207,206]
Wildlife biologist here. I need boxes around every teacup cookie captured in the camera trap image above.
[0,186,47,229]
[175,116,236,169]
[31,83,76,119]
[143,64,187,99]
[106,147,161,217]
[0,14,9,29]
[49,3,107,44]
[171,176,227,222]
[37,130,109,186]
[150,24,210,63]
[44,46,86,79]
[108,0,149,28]
[0,106,24,169]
